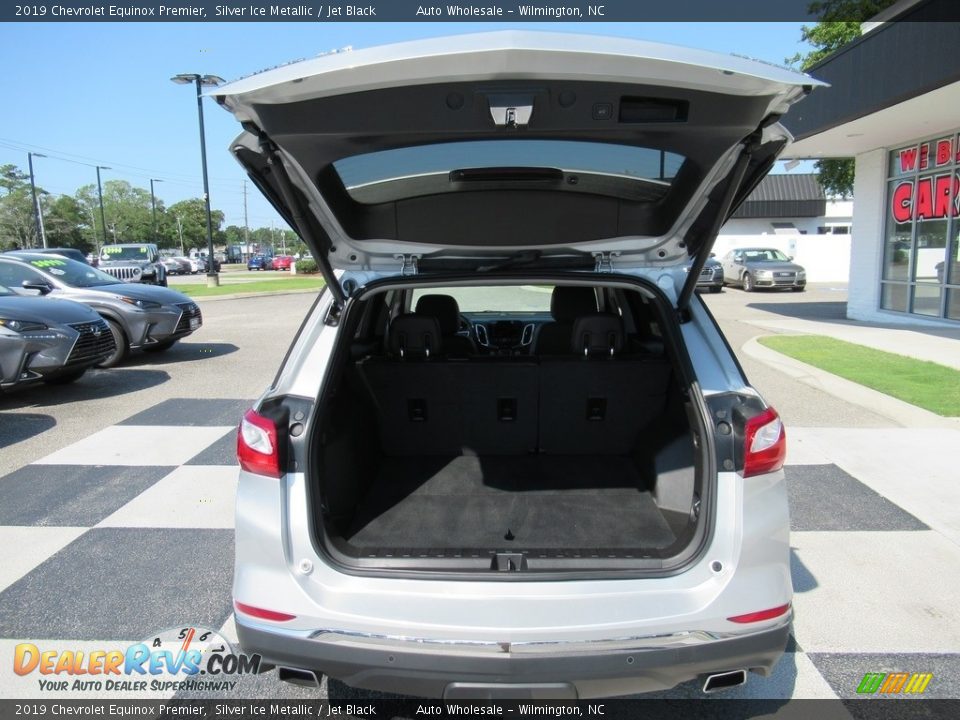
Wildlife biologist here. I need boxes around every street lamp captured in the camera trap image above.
[149,179,163,245]
[95,165,111,247]
[27,152,47,248]
[171,72,224,287]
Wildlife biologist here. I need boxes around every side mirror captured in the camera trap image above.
[787,256,794,261]
[22,280,53,296]
[709,252,716,258]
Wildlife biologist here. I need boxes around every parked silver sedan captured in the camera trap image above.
[0,284,115,390]
[0,253,202,368]
[720,247,806,292]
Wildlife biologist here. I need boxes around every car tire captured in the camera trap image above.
[43,368,87,385]
[143,340,177,353]
[709,286,722,293]
[742,273,754,292]
[792,286,805,292]
[95,319,129,368]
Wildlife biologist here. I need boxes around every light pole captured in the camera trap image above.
[149,179,163,245]
[27,152,47,248]
[95,165,111,247]
[171,72,224,287]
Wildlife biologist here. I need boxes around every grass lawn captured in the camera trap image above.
[171,276,325,297]
[758,334,960,417]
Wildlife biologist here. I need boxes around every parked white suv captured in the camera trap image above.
[220,32,820,699]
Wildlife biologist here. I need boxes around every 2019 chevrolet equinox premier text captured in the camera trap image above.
[219,32,821,699]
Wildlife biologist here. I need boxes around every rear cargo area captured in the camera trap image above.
[317,336,701,563]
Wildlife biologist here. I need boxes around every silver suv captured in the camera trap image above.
[98,243,167,286]
[222,32,818,699]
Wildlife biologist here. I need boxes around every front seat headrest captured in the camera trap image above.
[551,286,598,323]
[571,313,624,357]
[415,294,461,336]
[387,314,441,358]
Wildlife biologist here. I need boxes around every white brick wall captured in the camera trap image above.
[847,149,886,321]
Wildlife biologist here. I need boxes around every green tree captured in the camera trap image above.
[167,198,225,254]
[788,0,897,198]
[44,195,91,251]
[0,164,39,250]
[75,180,156,244]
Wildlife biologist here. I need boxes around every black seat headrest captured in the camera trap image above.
[571,313,624,357]
[387,314,441,358]
[550,286,597,323]
[415,294,461,336]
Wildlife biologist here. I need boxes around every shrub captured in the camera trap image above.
[295,258,319,274]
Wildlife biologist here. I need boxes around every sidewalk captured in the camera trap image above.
[744,313,960,371]
[735,291,960,428]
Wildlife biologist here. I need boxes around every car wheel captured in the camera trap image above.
[709,286,722,293]
[742,273,754,292]
[143,339,177,353]
[43,368,87,385]
[95,319,129,368]
[792,286,805,292]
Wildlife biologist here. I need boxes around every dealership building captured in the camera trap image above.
[784,0,960,324]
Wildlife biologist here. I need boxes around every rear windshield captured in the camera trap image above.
[336,140,684,190]
[412,285,554,313]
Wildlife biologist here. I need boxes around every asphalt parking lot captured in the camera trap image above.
[1,283,958,704]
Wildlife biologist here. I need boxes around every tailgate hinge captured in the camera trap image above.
[593,251,620,273]
[396,254,420,276]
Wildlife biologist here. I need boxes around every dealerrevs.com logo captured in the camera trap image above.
[14,626,261,693]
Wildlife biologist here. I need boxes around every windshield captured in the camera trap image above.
[742,249,791,263]
[412,285,553,313]
[25,256,122,287]
[100,246,151,261]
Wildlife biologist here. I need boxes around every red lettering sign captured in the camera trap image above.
[920,143,930,170]
[936,138,953,166]
[889,173,960,222]
[899,147,918,173]
[892,181,913,223]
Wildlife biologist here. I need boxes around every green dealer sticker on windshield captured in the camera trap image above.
[30,259,66,268]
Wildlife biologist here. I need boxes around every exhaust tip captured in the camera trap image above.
[702,669,747,693]
[277,666,321,688]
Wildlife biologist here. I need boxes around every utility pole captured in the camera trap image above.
[243,180,250,252]
[95,165,111,247]
[175,215,185,256]
[171,72,224,287]
[149,179,163,245]
[27,152,47,248]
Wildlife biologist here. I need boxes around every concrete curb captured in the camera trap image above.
[742,335,960,430]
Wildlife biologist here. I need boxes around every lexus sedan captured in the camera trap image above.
[720,248,806,292]
[0,284,115,390]
[0,254,202,367]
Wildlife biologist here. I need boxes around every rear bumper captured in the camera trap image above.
[236,618,790,699]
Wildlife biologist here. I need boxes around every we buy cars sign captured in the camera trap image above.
[890,134,960,223]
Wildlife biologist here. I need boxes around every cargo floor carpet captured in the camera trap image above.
[345,455,676,550]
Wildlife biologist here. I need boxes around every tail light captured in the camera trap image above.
[743,407,786,478]
[237,408,282,478]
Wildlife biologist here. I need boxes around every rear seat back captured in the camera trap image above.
[357,313,670,457]
[539,313,671,455]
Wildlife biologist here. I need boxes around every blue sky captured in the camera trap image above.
[0,22,813,229]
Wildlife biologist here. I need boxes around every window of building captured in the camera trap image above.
[880,132,960,320]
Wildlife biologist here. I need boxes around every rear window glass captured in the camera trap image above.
[412,285,554,313]
[335,140,684,189]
